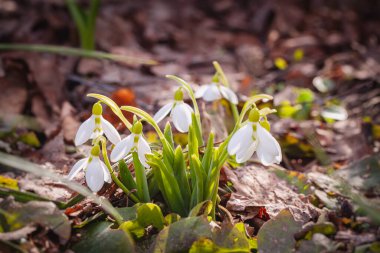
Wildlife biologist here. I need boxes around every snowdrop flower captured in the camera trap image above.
[195,82,238,104]
[67,145,111,192]
[110,121,151,168]
[227,109,282,165]
[74,102,121,146]
[153,89,194,133]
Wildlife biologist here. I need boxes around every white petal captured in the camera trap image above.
[85,158,105,192]
[228,122,254,155]
[67,158,87,180]
[137,136,151,168]
[195,85,208,98]
[236,140,258,163]
[220,86,238,104]
[153,102,174,123]
[171,102,193,133]
[74,115,95,146]
[256,124,282,166]
[100,160,112,183]
[110,134,135,162]
[101,117,121,145]
[202,84,222,102]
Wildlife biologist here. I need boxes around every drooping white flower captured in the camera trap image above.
[227,109,282,165]
[110,121,151,168]
[195,83,238,104]
[153,89,194,133]
[74,102,121,146]
[67,145,111,192]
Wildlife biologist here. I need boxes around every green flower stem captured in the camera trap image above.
[87,93,132,131]
[235,94,273,128]
[212,61,240,124]
[206,93,273,218]
[98,137,140,203]
[165,75,203,145]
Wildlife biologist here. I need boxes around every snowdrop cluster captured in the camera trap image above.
[68,67,282,201]
[69,103,120,191]
[195,82,238,104]
[68,145,111,192]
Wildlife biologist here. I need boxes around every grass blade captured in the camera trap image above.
[0,43,157,66]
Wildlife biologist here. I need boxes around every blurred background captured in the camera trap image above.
[1,1,380,252]
[0,0,379,169]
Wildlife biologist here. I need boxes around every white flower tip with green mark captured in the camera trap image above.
[67,151,111,192]
[195,83,238,104]
[74,104,121,146]
[110,127,152,168]
[228,120,281,165]
[153,101,194,133]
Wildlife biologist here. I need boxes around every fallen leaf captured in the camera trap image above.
[0,198,71,244]
[257,209,302,253]
[226,165,320,223]
[60,101,80,143]
[72,221,136,253]
[0,175,19,190]
[0,58,28,117]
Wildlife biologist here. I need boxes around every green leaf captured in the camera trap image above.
[173,146,191,211]
[116,205,139,221]
[190,154,205,206]
[257,209,302,253]
[153,216,212,253]
[119,219,146,239]
[136,203,165,230]
[164,122,174,149]
[72,221,135,253]
[304,222,336,240]
[119,160,137,191]
[277,101,300,118]
[164,213,181,225]
[132,152,150,203]
[0,199,71,244]
[148,155,186,216]
[119,203,165,239]
[188,200,212,217]
[202,132,215,176]
[0,43,157,65]
[296,88,314,103]
[18,132,40,148]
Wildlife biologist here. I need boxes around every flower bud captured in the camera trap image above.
[132,121,143,134]
[90,144,100,156]
[92,102,103,115]
[174,89,183,101]
[248,108,260,122]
